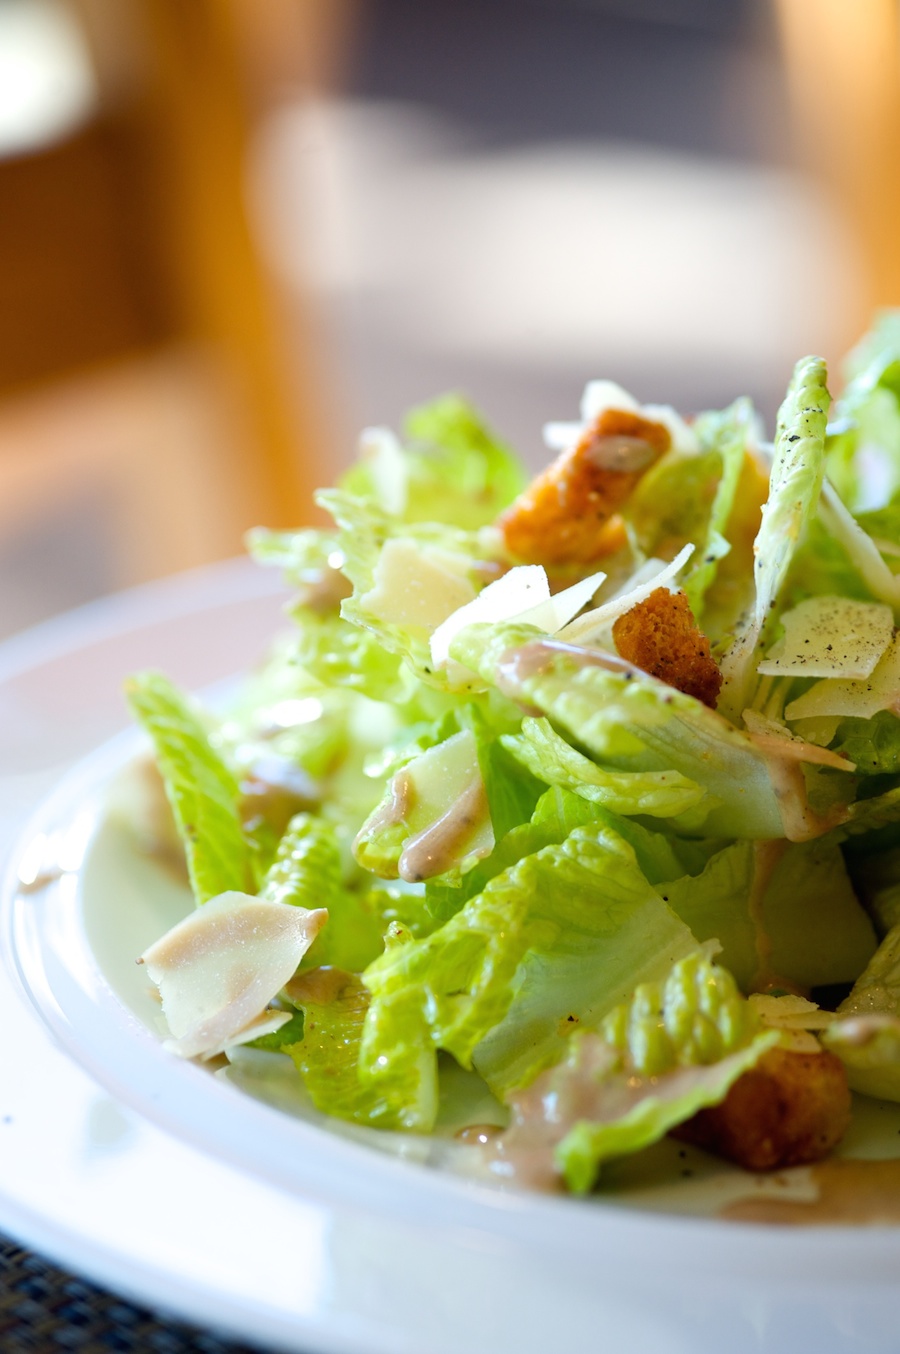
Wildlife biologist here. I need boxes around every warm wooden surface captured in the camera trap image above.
[775,0,900,330]
[0,0,343,585]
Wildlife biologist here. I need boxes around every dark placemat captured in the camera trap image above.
[0,1236,272,1354]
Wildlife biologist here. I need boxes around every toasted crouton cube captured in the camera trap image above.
[673,1045,851,1172]
[498,409,670,566]
[612,586,722,708]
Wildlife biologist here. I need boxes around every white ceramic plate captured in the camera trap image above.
[4,561,900,1354]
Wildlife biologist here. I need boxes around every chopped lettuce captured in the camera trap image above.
[660,838,876,993]
[719,356,830,719]
[500,716,708,825]
[453,621,783,839]
[826,311,900,512]
[130,338,900,1193]
[362,814,697,1102]
[341,393,525,530]
[285,971,438,1131]
[261,813,384,972]
[824,925,900,1100]
[126,672,253,905]
[493,954,776,1193]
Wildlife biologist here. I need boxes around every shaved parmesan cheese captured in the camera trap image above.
[757,596,894,680]
[430,565,549,668]
[509,568,607,632]
[750,993,835,1031]
[429,565,607,683]
[556,543,695,647]
[785,633,900,722]
[220,1008,293,1056]
[139,891,326,1061]
[543,421,584,453]
[359,539,475,631]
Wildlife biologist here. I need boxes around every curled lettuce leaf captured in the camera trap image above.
[317,489,493,687]
[501,716,708,825]
[824,924,900,1100]
[627,398,759,635]
[260,813,384,972]
[285,971,437,1131]
[826,312,900,513]
[682,399,760,624]
[245,526,340,588]
[341,394,525,530]
[126,672,252,905]
[453,621,783,839]
[660,839,876,993]
[718,356,830,719]
[362,814,697,1104]
[492,954,776,1193]
[286,612,409,702]
[831,711,900,776]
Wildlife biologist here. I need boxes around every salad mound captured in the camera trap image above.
[127,316,900,1195]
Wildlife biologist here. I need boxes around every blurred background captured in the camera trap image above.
[0,0,895,639]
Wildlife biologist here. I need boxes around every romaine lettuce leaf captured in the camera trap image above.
[660,838,876,993]
[492,954,776,1192]
[341,394,525,529]
[831,711,900,776]
[285,971,437,1131]
[317,488,495,687]
[453,621,783,839]
[285,612,409,702]
[260,813,384,971]
[719,356,830,720]
[501,715,708,824]
[126,672,252,905]
[856,497,900,544]
[245,526,341,590]
[362,814,697,1103]
[823,923,900,1100]
[681,399,759,623]
[626,399,757,631]
[826,311,900,512]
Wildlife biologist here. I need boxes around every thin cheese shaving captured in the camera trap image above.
[430,565,605,673]
[757,596,894,680]
[785,633,900,722]
[140,891,326,1061]
[556,543,695,647]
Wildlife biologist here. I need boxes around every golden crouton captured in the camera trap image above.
[498,409,671,566]
[612,586,722,708]
[673,1045,851,1172]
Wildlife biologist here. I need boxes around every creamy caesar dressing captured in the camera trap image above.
[353,769,412,848]
[495,637,642,699]
[746,839,790,994]
[748,742,849,843]
[398,775,490,883]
